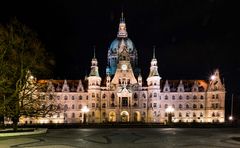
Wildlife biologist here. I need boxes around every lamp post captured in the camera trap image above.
[81,106,89,124]
[165,106,174,124]
[229,94,234,123]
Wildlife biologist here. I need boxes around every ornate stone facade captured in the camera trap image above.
[20,13,225,124]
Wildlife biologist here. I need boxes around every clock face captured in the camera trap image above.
[121,64,127,70]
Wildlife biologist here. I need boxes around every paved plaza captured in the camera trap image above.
[0,128,240,148]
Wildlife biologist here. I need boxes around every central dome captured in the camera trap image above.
[109,38,135,54]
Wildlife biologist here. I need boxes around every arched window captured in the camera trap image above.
[134,93,138,100]
[154,93,157,97]
[142,93,146,98]
[72,113,75,118]
[200,104,204,109]
[193,104,197,109]
[186,95,190,100]
[92,93,95,98]
[102,103,106,108]
[79,104,82,109]
[111,103,114,107]
[212,95,215,99]
[79,95,82,100]
[193,95,197,99]
[186,104,189,109]
[212,112,215,117]
[200,112,203,117]
[102,94,106,99]
[179,95,183,100]
[165,104,168,109]
[165,95,168,100]
[72,104,74,109]
[200,95,204,99]
[143,103,146,108]
[72,96,75,100]
[133,103,137,107]
[111,93,115,99]
[64,95,68,100]
[179,112,182,117]
[179,104,182,109]
[92,111,95,117]
[64,104,68,111]
[172,95,175,100]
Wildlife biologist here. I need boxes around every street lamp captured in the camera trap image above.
[229,94,234,123]
[165,106,174,124]
[81,106,89,124]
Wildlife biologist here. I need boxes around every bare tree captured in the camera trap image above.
[0,18,55,131]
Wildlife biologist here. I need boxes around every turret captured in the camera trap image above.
[147,46,161,90]
[88,47,101,90]
[208,69,225,91]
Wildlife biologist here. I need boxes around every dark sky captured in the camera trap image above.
[1,0,239,97]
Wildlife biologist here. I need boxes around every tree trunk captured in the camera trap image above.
[12,116,19,131]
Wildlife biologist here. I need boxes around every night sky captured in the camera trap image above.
[1,0,240,106]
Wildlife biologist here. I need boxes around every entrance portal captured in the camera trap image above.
[120,111,129,122]
[109,111,116,122]
[133,111,141,122]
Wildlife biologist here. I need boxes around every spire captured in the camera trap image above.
[117,12,128,38]
[93,45,96,59]
[153,46,156,59]
[89,47,100,77]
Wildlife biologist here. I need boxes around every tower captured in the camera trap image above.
[108,12,138,75]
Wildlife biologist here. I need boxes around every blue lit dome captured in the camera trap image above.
[109,38,136,54]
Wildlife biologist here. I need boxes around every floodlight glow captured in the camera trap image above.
[81,106,89,113]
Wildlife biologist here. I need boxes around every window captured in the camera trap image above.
[212,112,215,117]
[86,96,88,100]
[154,111,157,116]
[79,104,82,109]
[102,94,106,99]
[72,96,75,100]
[172,95,175,100]
[186,104,189,109]
[193,95,197,99]
[193,112,196,117]
[216,103,219,108]
[186,112,189,117]
[179,112,182,117]
[216,94,219,99]
[133,103,137,107]
[134,93,138,99]
[179,95,183,100]
[200,112,203,117]
[111,93,115,99]
[102,103,106,108]
[57,96,60,100]
[92,103,95,108]
[122,97,128,107]
[64,95,68,100]
[154,93,157,97]
[217,112,220,117]
[143,103,146,108]
[79,113,82,117]
[200,95,204,99]
[200,104,204,109]
[212,95,215,99]
[72,104,75,109]
[142,93,146,98]
[153,103,157,108]
[186,95,190,100]
[165,113,168,117]
[165,95,168,100]
[149,93,152,98]
[165,104,168,109]
[64,105,68,111]
[111,103,115,107]
[72,113,75,118]
[92,93,95,98]
[179,104,182,109]
[193,104,197,109]
[79,95,82,100]
[92,111,95,117]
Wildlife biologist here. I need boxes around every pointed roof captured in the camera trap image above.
[117,12,128,38]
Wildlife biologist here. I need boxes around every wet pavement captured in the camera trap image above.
[1,128,240,148]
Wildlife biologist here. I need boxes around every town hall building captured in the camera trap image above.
[20,13,225,124]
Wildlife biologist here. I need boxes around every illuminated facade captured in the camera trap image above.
[20,13,225,124]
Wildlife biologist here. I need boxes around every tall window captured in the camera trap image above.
[122,97,128,107]
[102,103,106,108]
